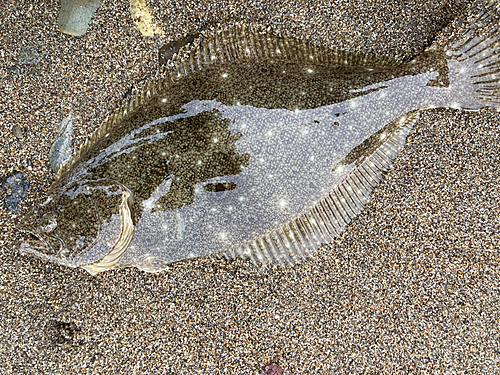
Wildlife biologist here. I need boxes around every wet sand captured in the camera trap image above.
[1,0,499,373]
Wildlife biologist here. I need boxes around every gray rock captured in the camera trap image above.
[16,46,41,65]
[48,114,74,173]
[11,124,25,139]
[58,0,103,36]
[1,171,29,211]
[7,65,22,75]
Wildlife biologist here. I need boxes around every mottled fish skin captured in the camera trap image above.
[20,2,500,274]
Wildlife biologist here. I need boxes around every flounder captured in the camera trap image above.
[20,2,500,274]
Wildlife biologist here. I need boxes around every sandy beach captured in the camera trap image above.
[1,0,499,373]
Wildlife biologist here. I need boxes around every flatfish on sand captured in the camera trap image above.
[20,2,500,274]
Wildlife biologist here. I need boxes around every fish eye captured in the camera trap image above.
[41,217,57,233]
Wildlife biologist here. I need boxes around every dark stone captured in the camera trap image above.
[1,171,29,211]
[7,65,22,75]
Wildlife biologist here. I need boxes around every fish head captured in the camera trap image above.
[19,179,135,273]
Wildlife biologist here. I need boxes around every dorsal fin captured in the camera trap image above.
[50,26,400,193]
[164,26,400,78]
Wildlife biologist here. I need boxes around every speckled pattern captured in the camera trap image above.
[1,0,499,374]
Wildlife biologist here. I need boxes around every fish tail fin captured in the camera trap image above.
[443,0,500,109]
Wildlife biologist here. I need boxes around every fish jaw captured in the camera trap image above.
[18,229,52,254]
[18,228,80,269]
[18,211,57,254]
[17,192,99,270]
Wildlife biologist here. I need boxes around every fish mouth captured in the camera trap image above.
[18,226,78,269]
[18,224,60,256]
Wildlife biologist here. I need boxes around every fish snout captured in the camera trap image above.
[18,213,61,256]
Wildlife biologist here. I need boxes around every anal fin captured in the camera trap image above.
[214,111,418,267]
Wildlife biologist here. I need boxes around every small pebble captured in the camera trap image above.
[16,45,42,65]
[7,65,22,75]
[260,363,285,375]
[158,32,200,66]
[0,171,29,211]
[11,124,25,139]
